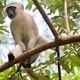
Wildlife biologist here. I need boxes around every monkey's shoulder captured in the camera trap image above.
[23,12,34,21]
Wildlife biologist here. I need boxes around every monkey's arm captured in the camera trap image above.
[10,29,26,58]
[11,25,27,51]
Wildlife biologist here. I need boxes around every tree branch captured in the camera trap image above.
[32,0,59,39]
[0,34,80,72]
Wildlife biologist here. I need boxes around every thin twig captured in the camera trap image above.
[64,0,71,35]
[56,46,62,80]
[8,65,21,80]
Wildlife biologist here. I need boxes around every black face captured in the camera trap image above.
[6,6,16,19]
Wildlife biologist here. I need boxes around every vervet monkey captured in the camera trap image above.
[5,2,52,67]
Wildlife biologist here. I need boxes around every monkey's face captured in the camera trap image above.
[6,6,16,19]
[5,3,24,19]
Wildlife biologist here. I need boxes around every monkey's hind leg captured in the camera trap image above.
[36,36,52,46]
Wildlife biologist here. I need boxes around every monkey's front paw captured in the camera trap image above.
[26,48,31,51]
[8,52,15,61]
[23,49,31,52]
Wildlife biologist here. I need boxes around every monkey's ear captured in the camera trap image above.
[20,3,24,10]
[16,2,24,10]
[8,52,15,61]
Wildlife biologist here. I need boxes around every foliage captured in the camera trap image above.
[0,0,80,80]
[0,0,9,43]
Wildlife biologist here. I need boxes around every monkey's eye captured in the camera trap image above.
[6,6,16,13]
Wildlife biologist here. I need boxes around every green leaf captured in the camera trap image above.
[45,69,50,78]
[26,0,33,10]
[70,55,80,66]
[49,52,56,60]
[60,56,70,73]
